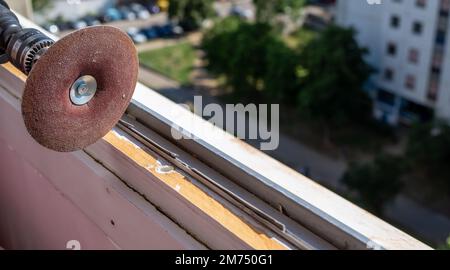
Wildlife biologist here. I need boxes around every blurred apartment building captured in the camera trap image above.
[337,0,450,125]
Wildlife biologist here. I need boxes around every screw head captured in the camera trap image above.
[70,75,97,106]
[77,83,90,95]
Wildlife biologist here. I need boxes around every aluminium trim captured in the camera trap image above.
[118,118,333,250]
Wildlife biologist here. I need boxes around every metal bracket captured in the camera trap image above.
[117,118,316,250]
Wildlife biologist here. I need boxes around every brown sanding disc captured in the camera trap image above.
[22,26,138,152]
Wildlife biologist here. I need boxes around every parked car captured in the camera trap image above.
[160,24,184,37]
[230,6,253,20]
[70,19,88,30]
[127,27,147,44]
[84,15,101,26]
[141,26,159,39]
[131,33,147,44]
[153,25,171,37]
[101,7,122,22]
[119,6,137,21]
[171,24,184,36]
[127,27,140,36]
[44,24,59,34]
[144,1,161,14]
[55,21,71,32]
[130,3,151,20]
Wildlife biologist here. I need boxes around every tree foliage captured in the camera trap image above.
[406,121,450,195]
[32,0,53,12]
[203,20,375,148]
[253,0,306,22]
[168,0,214,31]
[203,21,374,123]
[263,36,300,103]
[202,17,298,102]
[297,26,373,127]
[342,155,403,214]
[444,236,450,250]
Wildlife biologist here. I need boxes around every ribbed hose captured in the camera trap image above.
[0,2,54,74]
[0,1,19,63]
[0,1,8,8]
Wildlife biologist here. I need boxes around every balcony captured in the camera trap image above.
[0,13,430,250]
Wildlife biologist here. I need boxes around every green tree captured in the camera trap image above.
[263,37,300,103]
[342,155,403,215]
[438,236,450,250]
[32,0,53,12]
[203,18,273,99]
[202,17,298,102]
[202,17,242,75]
[253,0,306,23]
[297,26,373,128]
[406,121,450,196]
[168,0,214,31]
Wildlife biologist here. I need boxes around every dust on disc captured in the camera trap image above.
[22,26,138,152]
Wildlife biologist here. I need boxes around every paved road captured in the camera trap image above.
[135,32,202,52]
[385,195,450,245]
[214,0,255,19]
[58,13,168,37]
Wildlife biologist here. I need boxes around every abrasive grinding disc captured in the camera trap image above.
[22,26,138,152]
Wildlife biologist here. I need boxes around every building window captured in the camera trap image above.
[387,42,397,56]
[432,51,443,69]
[442,0,450,12]
[377,89,396,106]
[390,15,400,28]
[384,68,394,81]
[428,82,438,101]
[405,75,416,90]
[438,17,448,31]
[416,0,427,8]
[408,48,419,64]
[412,21,423,35]
[436,30,447,45]
[440,0,450,17]
[428,78,439,100]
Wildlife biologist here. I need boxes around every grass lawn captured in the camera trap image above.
[284,29,317,49]
[139,42,196,85]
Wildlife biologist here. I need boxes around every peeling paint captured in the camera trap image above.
[103,130,288,250]
[111,130,141,150]
[156,165,175,174]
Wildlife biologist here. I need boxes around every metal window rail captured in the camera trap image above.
[0,13,431,250]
